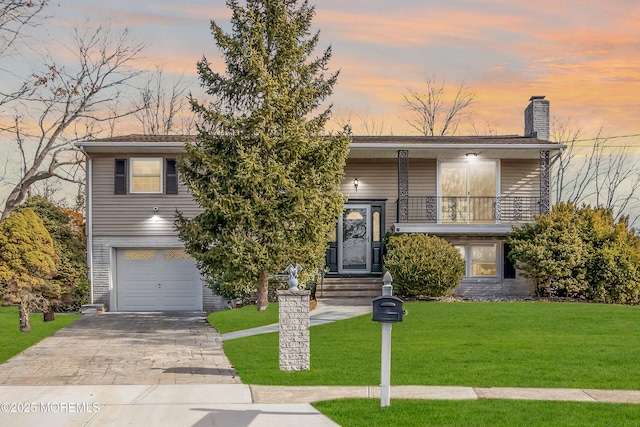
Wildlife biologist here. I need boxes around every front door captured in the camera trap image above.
[339,204,371,273]
[326,201,385,275]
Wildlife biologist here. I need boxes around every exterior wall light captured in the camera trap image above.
[466,153,478,158]
[152,207,159,212]
[354,178,359,192]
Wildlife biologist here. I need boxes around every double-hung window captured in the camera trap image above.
[114,158,178,195]
[131,158,163,193]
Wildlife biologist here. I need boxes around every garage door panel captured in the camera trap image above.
[162,294,199,310]
[117,249,202,311]
[122,293,160,309]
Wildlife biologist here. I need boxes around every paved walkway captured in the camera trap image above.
[222,300,372,340]
[0,311,240,385]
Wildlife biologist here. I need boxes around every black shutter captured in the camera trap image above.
[114,159,127,194]
[165,159,178,194]
[503,243,516,279]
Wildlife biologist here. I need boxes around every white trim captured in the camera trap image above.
[129,157,164,194]
[393,223,514,234]
[110,246,116,311]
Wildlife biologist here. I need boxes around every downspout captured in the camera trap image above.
[550,147,564,167]
[79,145,94,304]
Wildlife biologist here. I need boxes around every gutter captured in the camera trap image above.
[350,142,566,150]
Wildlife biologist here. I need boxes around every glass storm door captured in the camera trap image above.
[338,204,371,273]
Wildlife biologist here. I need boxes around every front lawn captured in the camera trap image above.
[0,306,79,363]
[207,303,279,334]
[222,301,640,389]
[313,399,640,427]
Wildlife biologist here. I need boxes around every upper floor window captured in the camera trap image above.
[131,158,163,193]
[114,158,178,195]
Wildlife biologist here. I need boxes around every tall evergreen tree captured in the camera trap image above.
[176,0,350,310]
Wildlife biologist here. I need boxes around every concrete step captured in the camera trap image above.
[317,277,383,300]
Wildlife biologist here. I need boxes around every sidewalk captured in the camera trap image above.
[0,384,337,426]
[2,384,640,427]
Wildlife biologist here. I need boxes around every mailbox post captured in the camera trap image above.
[372,271,403,407]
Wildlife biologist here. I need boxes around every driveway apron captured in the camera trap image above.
[0,312,240,386]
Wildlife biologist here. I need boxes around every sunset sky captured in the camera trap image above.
[35,0,640,141]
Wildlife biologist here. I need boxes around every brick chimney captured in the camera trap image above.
[524,96,549,141]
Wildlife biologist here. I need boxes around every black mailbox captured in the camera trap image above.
[372,295,404,323]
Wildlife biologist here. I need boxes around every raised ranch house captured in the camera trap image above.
[77,96,563,311]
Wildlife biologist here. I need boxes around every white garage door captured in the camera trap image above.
[116,249,202,311]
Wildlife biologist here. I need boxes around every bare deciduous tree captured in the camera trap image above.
[552,117,584,203]
[552,119,640,226]
[0,0,47,57]
[0,23,145,220]
[0,1,47,110]
[403,74,476,136]
[329,110,389,136]
[357,112,388,136]
[133,66,194,135]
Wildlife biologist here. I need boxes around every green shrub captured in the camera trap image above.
[509,203,640,303]
[16,197,89,312]
[383,233,465,298]
[508,203,589,297]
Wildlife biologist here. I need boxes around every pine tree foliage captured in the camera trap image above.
[0,208,57,331]
[176,0,350,310]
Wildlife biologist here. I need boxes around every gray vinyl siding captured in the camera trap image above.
[341,158,436,231]
[408,158,437,196]
[500,159,540,197]
[342,159,397,232]
[91,154,202,237]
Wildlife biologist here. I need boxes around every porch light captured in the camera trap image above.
[465,153,477,158]
[354,178,359,192]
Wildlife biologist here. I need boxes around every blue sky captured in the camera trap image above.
[33,0,640,139]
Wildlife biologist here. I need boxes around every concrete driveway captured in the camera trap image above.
[0,312,240,386]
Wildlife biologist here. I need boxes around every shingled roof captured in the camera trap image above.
[85,134,197,143]
[84,133,557,145]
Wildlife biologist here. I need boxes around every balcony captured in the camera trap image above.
[400,196,541,224]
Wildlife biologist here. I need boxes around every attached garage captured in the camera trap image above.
[116,248,202,311]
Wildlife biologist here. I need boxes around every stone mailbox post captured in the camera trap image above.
[278,264,310,371]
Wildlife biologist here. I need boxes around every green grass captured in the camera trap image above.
[313,399,640,427]
[222,301,640,389]
[0,306,79,363]
[207,303,279,334]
